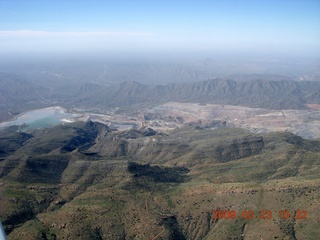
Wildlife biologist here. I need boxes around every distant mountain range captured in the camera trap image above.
[1,58,320,239]
[1,73,320,122]
[56,78,320,111]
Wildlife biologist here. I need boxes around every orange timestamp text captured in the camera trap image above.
[212,209,307,220]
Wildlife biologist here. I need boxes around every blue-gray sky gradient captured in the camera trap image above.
[0,0,319,57]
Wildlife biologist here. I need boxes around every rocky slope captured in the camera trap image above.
[0,121,320,239]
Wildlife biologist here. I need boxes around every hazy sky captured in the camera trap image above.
[0,0,320,57]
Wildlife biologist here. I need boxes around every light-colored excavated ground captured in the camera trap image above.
[9,102,315,138]
[143,102,320,139]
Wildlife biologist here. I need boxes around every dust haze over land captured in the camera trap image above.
[1,50,320,239]
[1,0,320,238]
[0,52,319,137]
[1,52,319,86]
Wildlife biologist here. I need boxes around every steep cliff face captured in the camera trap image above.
[16,155,70,183]
[213,136,264,162]
[89,128,265,165]
[0,132,32,159]
[119,130,265,166]
[0,121,109,181]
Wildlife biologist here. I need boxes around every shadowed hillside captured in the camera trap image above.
[54,79,320,111]
[0,122,320,239]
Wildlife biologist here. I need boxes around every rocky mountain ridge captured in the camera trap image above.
[1,74,320,122]
[1,121,320,239]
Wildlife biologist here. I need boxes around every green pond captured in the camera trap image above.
[0,107,76,130]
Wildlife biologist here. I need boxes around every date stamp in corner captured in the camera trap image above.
[212,209,307,220]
